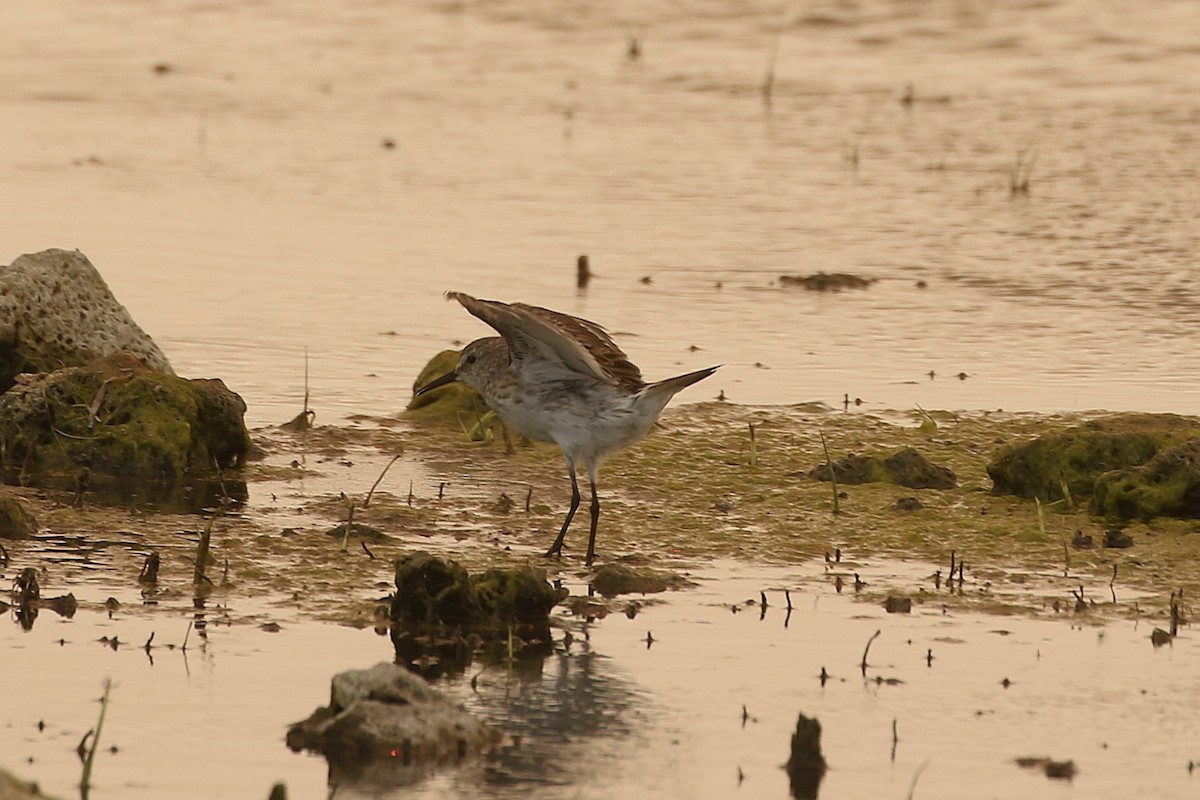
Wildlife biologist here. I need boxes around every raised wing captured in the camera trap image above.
[447,292,644,390]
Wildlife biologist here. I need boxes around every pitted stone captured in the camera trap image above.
[0,248,173,390]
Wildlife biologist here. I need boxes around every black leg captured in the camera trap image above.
[545,470,580,557]
[584,479,600,566]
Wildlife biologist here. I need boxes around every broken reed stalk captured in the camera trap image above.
[363,454,402,508]
[182,620,194,650]
[819,431,840,514]
[193,518,213,586]
[303,347,310,418]
[79,678,112,800]
[860,629,881,676]
[1058,470,1075,510]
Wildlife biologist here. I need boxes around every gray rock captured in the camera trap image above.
[0,249,173,390]
[287,662,500,773]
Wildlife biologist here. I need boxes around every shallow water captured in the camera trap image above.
[2,0,1199,427]
[2,559,1196,800]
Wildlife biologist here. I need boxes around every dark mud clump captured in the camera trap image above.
[390,551,563,631]
[809,447,956,489]
[590,563,697,598]
[779,272,876,292]
[987,413,1200,507]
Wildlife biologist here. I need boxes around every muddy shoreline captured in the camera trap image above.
[5,404,1196,628]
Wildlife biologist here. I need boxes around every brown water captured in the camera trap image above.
[3,0,1199,427]
[3,0,1200,797]
[3,558,1197,800]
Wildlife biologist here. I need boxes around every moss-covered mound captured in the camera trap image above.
[390,551,565,634]
[0,491,38,539]
[404,349,490,425]
[1092,439,1200,521]
[987,413,1200,505]
[809,447,956,489]
[0,352,250,487]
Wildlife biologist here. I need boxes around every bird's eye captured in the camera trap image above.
[465,354,477,365]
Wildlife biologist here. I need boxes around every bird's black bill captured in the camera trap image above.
[414,370,458,396]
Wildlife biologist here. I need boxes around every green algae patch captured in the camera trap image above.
[403,349,491,427]
[987,413,1200,505]
[0,491,38,539]
[0,353,250,489]
[1092,439,1200,521]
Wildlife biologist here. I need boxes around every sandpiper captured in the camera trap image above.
[415,292,718,565]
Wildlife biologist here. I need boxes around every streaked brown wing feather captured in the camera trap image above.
[514,303,643,390]
[446,292,643,390]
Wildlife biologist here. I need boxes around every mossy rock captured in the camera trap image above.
[0,491,38,539]
[390,551,565,633]
[404,349,490,425]
[809,447,956,489]
[0,352,250,487]
[987,413,1200,503]
[1091,439,1200,521]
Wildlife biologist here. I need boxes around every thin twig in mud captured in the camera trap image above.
[193,519,213,586]
[182,620,193,651]
[143,632,155,653]
[363,454,402,508]
[891,718,899,762]
[1110,564,1118,603]
[407,481,414,506]
[860,629,881,676]
[80,678,112,800]
[819,431,840,515]
[524,486,533,513]
[361,541,375,560]
[760,591,768,609]
[785,590,793,610]
[341,499,356,552]
[906,759,932,800]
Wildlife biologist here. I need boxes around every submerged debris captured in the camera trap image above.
[779,272,876,292]
[590,563,696,598]
[785,712,828,800]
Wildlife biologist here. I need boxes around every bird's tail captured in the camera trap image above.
[644,365,720,402]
